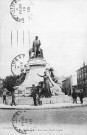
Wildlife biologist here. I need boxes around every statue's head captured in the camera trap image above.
[35,36,38,40]
[32,84,35,87]
[44,71,46,75]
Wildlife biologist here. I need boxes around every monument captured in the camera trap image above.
[14,36,64,104]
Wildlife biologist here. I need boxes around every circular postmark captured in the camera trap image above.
[12,110,34,134]
[11,54,26,75]
[10,0,33,23]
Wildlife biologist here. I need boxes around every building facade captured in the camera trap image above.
[62,75,77,96]
[62,76,71,95]
[76,63,87,97]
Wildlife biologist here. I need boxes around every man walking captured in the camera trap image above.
[3,88,7,104]
[72,89,77,103]
[11,91,16,106]
[31,84,37,106]
[78,89,84,104]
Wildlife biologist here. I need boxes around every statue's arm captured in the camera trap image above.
[37,73,44,77]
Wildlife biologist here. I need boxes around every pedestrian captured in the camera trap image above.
[3,88,7,104]
[72,89,77,103]
[36,94,39,105]
[78,89,84,104]
[31,84,37,106]
[64,90,68,102]
[11,91,16,106]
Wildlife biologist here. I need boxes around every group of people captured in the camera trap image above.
[72,89,84,104]
[31,71,53,106]
[31,84,42,106]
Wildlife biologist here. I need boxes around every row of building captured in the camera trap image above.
[62,62,87,97]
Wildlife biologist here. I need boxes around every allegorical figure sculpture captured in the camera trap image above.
[37,71,52,97]
[29,36,43,59]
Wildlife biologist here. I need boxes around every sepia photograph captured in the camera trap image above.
[0,0,87,135]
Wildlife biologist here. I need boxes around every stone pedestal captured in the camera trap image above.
[16,58,47,95]
[14,58,64,104]
[23,58,47,87]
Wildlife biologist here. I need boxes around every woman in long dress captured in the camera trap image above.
[37,71,52,97]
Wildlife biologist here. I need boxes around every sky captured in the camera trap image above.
[0,0,87,78]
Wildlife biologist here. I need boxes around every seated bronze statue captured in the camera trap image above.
[29,36,44,59]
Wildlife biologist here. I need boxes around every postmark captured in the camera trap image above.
[11,54,25,75]
[12,110,34,134]
[12,110,63,134]
[10,0,33,23]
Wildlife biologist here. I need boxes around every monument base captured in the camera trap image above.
[14,58,64,104]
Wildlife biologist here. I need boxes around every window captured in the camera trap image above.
[84,80,86,85]
[80,70,81,74]
[83,81,85,85]
[77,76,79,80]
[80,82,82,85]
[77,70,80,75]
[85,73,86,77]
[84,67,86,72]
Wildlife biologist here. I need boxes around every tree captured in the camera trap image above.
[3,75,18,93]
[16,72,26,85]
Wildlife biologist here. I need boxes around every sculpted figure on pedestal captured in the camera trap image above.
[29,36,43,59]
